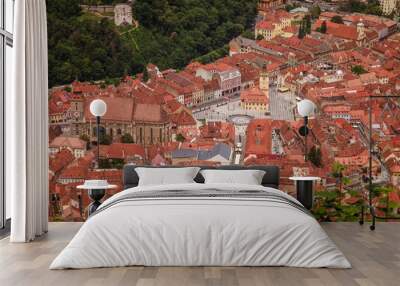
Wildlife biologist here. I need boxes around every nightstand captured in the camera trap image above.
[77,180,117,216]
[289,177,320,210]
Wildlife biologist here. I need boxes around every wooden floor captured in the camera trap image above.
[0,222,399,286]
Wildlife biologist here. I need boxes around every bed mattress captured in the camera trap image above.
[50,183,351,269]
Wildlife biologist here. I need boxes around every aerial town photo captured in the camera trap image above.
[47,0,400,222]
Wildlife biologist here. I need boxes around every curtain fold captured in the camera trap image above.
[9,0,49,242]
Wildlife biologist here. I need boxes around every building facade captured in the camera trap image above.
[114,3,133,26]
[380,0,398,15]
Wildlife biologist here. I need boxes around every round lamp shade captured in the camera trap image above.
[297,99,315,117]
[90,99,107,117]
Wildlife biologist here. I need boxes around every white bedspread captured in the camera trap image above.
[50,183,351,269]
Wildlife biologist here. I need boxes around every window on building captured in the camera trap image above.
[1,0,14,231]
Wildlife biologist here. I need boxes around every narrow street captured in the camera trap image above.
[355,123,390,183]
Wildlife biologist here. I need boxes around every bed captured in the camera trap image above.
[50,165,351,269]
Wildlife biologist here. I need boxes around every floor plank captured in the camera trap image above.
[0,222,399,286]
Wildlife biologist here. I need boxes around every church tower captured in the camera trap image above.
[260,63,269,95]
[260,63,270,112]
[356,20,366,47]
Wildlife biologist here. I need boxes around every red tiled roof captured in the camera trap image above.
[240,87,268,104]
[245,119,273,158]
[170,110,196,126]
[50,136,86,150]
[101,143,146,160]
[313,20,358,41]
[85,96,134,122]
[256,20,275,30]
[200,62,238,73]
[72,81,100,94]
[49,149,75,174]
[133,103,169,123]
[59,165,88,180]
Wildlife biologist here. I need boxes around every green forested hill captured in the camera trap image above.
[47,0,258,87]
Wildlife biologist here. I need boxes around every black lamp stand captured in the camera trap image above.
[96,115,100,168]
[87,115,106,216]
[359,95,400,230]
[299,116,309,161]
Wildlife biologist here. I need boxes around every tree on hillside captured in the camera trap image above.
[331,162,351,204]
[241,29,255,40]
[121,133,134,143]
[310,5,321,19]
[175,133,186,143]
[351,65,367,75]
[308,146,322,167]
[340,0,382,16]
[47,0,259,87]
[46,0,139,87]
[331,15,344,24]
[305,15,312,34]
[319,21,327,33]
[340,0,366,12]
[99,133,113,145]
[374,186,396,218]
[298,21,305,39]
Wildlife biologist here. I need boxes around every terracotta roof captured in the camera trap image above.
[170,110,196,126]
[313,20,359,41]
[200,62,238,73]
[49,149,75,174]
[72,81,100,94]
[256,21,275,30]
[164,100,183,113]
[240,87,268,104]
[245,119,273,158]
[49,101,70,115]
[133,103,169,123]
[85,97,134,122]
[59,165,88,180]
[50,136,86,150]
[101,143,145,160]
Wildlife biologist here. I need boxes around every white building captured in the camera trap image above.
[114,3,133,26]
[380,0,398,15]
[49,136,86,158]
[196,63,241,98]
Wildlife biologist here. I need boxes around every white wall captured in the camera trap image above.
[5,44,13,219]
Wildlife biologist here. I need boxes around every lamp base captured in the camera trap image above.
[296,181,314,210]
[87,189,106,216]
[298,126,309,136]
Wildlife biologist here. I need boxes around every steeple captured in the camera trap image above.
[357,19,365,41]
[260,63,269,93]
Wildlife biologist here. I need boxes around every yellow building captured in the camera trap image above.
[240,66,269,111]
[255,10,294,41]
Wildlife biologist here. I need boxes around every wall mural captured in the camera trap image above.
[48,0,400,222]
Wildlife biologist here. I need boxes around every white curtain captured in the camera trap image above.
[8,0,49,242]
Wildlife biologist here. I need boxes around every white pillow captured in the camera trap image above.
[200,169,266,185]
[136,167,200,186]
